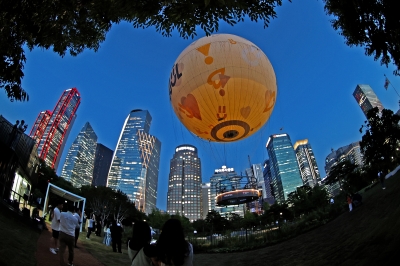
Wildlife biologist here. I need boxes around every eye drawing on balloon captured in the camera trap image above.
[169,34,277,143]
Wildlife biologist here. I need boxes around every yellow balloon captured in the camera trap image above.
[169,34,277,142]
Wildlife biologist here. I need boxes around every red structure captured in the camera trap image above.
[30,110,52,145]
[30,88,81,170]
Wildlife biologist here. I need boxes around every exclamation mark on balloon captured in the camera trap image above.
[196,43,214,65]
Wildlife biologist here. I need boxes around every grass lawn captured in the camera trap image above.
[0,206,40,266]
[77,229,131,266]
[194,170,400,265]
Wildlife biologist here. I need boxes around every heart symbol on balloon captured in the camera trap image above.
[240,106,251,119]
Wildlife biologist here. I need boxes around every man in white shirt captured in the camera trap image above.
[86,213,95,240]
[50,200,63,254]
[59,204,79,266]
[72,208,82,248]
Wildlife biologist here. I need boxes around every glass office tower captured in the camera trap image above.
[60,122,97,188]
[92,143,113,187]
[294,139,321,188]
[353,84,384,118]
[107,110,161,214]
[29,88,81,170]
[167,145,202,221]
[266,133,303,203]
[262,159,275,205]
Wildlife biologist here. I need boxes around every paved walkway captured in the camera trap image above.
[35,229,104,266]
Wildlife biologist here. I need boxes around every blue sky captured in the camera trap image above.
[1,1,399,211]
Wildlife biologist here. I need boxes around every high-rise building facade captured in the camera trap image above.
[324,142,363,175]
[294,139,321,188]
[262,159,275,205]
[323,141,363,196]
[92,143,113,187]
[266,133,303,203]
[107,110,161,214]
[29,88,81,170]
[201,183,211,219]
[245,163,265,214]
[353,84,384,118]
[60,122,97,188]
[166,145,202,221]
[210,166,245,217]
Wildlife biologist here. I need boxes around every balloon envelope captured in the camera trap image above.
[169,34,277,142]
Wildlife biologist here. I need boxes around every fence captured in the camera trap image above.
[188,226,287,251]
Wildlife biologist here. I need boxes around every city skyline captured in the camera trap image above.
[1,0,400,211]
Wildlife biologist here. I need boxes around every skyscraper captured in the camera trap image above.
[107,110,161,214]
[166,145,202,221]
[201,183,211,219]
[92,143,113,187]
[210,166,245,217]
[353,84,384,118]
[60,122,97,188]
[294,139,321,188]
[262,159,275,205]
[324,142,363,175]
[30,88,81,170]
[323,142,363,196]
[245,163,264,214]
[266,133,303,203]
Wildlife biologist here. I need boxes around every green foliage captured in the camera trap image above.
[171,212,193,234]
[79,185,142,225]
[205,210,228,232]
[360,107,400,174]
[34,158,80,206]
[225,212,242,231]
[0,0,284,102]
[242,210,258,228]
[147,208,170,230]
[325,160,357,190]
[324,0,400,76]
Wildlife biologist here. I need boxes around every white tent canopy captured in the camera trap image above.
[43,183,86,232]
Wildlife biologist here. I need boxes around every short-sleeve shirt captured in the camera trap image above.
[129,247,151,266]
[51,207,61,231]
[60,211,79,237]
[73,213,81,229]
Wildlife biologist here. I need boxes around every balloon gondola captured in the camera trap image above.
[215,175,261,206]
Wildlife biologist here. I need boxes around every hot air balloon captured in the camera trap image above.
[169,33,277,143]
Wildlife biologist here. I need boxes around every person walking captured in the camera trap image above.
[347,194,353,212]
[72,208,82,248]
[50,200,63,254]
[59,204,80,266]
[378,171,386,189]
[110,220,123,253]
[86,213,95,240]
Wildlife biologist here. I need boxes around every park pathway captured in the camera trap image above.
[35,229,104,266]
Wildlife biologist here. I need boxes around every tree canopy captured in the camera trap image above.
[359,107,400,174]
[2,0,400,102]
[0,0,284,102]
[323,0,400,76]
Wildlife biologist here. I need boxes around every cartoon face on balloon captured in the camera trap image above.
[169,34,277,142]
